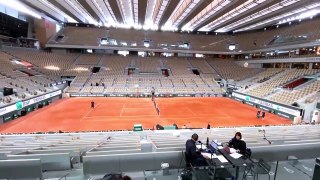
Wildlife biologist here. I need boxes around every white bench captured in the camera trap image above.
[86,149,142,156]
[0,159,42,179]
[7,153,71,171]
[83,151,183,176]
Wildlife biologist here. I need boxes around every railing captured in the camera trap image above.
[237,54,320,61]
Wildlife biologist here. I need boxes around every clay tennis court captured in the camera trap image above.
[0,97,292,133]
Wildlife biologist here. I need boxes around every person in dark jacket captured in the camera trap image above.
[256,110,261,119]
[207,122,211,129]
[151,87,155,101]
[173,123,178,129]
[185,133,208,166]
[91,100,95,109]
[261,111,266,119]
[228,132,246,154]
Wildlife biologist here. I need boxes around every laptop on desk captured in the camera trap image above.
[210,141,219,153]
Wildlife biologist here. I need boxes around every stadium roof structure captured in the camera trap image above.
[7,0,320,33]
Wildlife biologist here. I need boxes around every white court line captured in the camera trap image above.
[218,110,231,118]
[194,113,231,116]
[186,107,196,116]
[120,103,125,117]
[41,98,73,111]
[153,114,230,117]
[83,115,227,119]
[80,103,102,121]
[17,98,73,121]
[82,116,229,122]
[160,116,229,119]
[122,107,153,109]
[1,98,74,131]
[80,110,93,122]
[84,114,158,119]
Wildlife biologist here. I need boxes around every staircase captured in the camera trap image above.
[204,59,221,79]
[72,54,84,66]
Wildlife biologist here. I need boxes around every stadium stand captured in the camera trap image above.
[75,54,102,65]
[52,26,106,46]
[0,125,319,179]
[2,45,318,107]
[136,57,161,73]
[269,80,320,105]
[305,91,320,103]
[4,46,319,103]
[243,69,319,98]
[47,17,320,51]
[206,59,261,81]
[3,47,78,78]
[1,1,320,179]
[0,51,57,105]
[54,55,226,95]
[188,58,218,75]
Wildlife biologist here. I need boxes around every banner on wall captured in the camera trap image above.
[0,104,17,116]
[70,93,200,97]
[0,90,62,116]
[232,92,301,117]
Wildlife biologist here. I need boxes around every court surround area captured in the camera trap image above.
[0,97,291,133]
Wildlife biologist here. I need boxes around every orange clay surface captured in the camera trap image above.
[0,97,292,133]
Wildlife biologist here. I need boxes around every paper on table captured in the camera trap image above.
[218,146,224,149]
[230,152,243,159]
[201,153,216,159]
[230,148,237,154]
[196,144,206,150]
[217,155,228,163]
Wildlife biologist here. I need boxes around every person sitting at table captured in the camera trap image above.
[186,133,208,166]
[228,132,247,155]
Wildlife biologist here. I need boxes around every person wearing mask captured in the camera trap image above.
[185,133,208,166]
[228,132,247,154]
